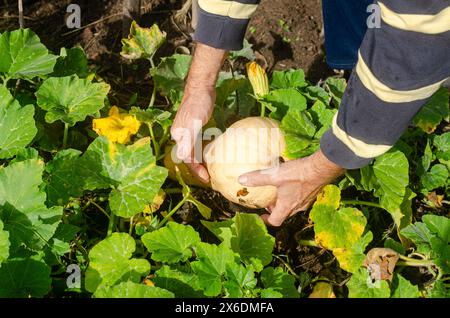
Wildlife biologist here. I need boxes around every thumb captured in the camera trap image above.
[238,168,276,187]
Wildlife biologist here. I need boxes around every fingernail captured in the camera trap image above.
[238,175,248,185]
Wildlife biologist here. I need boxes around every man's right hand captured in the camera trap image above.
[169,43,227,184]
[170,85,215,183]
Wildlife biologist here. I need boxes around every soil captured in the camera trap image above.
[0,0,339,290]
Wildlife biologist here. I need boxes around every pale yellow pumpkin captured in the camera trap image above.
[204,117,286,209]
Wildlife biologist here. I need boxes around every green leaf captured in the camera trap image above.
[325,77,346,107]
[83,137,168,218]
[0,258,51,297]
[413,88,449,133]
[271,69,307,89]
[391,274,420,298]
[0,86,37,159]
[0,220,9,264]
[142,222,200,263]
[202,213,275,270]
[347,268,390,298]
[302,85,330,105]
[264,88,307,120]
[52,47,89,78]
[260,267,299,298]
[94,281,174,298]
[401,222,433,255]
[422,215,450,243]
[229,39,255,61]
[85,232,150,293]
[428,280,450,298]
[36,75,110,126]
[281,108,317,159]
[121,22,166,60]
[434,132,450,162]
[417,140,433,176]
[191,242,236,297]
[308,100,337,139]
[260,288,284,298]
[150,54,192,107]
[0,159,63,254]
[373,148,409,211]
[0,29,57,79]
[153,265,204,298]
[420,164,448,192]
[215,73,247,108]
[224,262,257,297]
[429,237,450,274]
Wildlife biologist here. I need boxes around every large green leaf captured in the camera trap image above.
[52,47,89,78]
[332,232,373,274]
[260,267,299,298]
[391,275,420,298]
[281,108,317,159]
[121,22,166,60]
[373,149,409,211]
[150,54,192,107]
[0,258,51,297]
[191,242,236,297]
[270,69,307,89]
[85,232,150,293]
[36,75,110,126]
[94,281,174,298]
[347,268,390,298]
[224,262,257,298]
[308,100,337,139]
[202,213,275,270]
[0,159,62,254]
[434,132,450,161]
[0,220,9,264]
[153,265,204,298]
[142,222,200,263]
[423,215,450,243]
[0,29,57,79]
[420,164,448,192]
[0,86,37,159]
[325,77,346,107]
[264,88,307,120]
[413,88,449,134]
[83,137,168,217]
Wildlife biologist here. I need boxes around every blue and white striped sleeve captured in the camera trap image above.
[320,0,450,169]
[193,0,261,51]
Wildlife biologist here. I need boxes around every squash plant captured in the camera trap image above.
[0,23,448,298]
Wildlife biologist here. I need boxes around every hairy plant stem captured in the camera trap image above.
[397,254,435,267]
[107,210,116,237]
[260,101,266,117]
[147,123,160,159]
[158,193,189,228]
[341,200,382,209]
[149,56,156,107]
[62,123,69,148]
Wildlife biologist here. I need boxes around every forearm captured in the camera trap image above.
[320,0,450,169]
[185,43,227,91]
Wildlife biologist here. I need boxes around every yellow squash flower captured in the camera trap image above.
[246,61,269,98]
[92,106,141,144]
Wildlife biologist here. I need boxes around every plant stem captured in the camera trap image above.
[165,188,183,194]
[149,57,156,107]
[272,255,301,280]
[62,123,69,149]
[158,194,189,228]
[397,255,435,267]
[260,101,266,117]
[298,239,319,247]
[90,200,110,220]
[341,200,382,209]
[107,211,116,237]
[148,124,160,158]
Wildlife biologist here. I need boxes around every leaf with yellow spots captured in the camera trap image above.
[308,282,336,298]
[82,137,168,217]
[121,22,166,60]
[92,106,141,144]
[310,185,372,273]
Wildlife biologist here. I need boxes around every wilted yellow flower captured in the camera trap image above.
[93,106,141,144]
[246,61,269,98]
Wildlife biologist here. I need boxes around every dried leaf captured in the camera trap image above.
[363,248,399,282]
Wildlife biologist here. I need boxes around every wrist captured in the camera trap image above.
[308,150,345,183]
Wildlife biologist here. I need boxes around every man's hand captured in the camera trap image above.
[170,43,227,183]
[171,86,215,183]
[238,150,345,226]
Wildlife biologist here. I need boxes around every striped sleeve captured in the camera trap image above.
[193,0,260,51]
[320,0,450,169]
